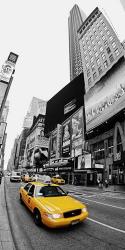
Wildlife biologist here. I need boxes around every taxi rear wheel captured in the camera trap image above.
[34,209,41,226]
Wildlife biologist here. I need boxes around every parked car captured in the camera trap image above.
[10,171,21,182]
[51,175,65,185]
[19,181,88,228]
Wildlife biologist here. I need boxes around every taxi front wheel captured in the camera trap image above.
[34,209,41,226]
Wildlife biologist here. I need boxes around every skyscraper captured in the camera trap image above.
[69,5,124,92]
[23,97,46,128]
[68,4,86,81]
[78,7,124,93]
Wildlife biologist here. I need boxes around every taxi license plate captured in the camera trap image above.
[71,220,79,225]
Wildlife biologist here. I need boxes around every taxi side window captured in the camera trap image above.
[24,183,32,192]
[29,185,35,196]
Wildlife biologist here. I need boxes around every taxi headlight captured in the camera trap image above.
[47,213,63,219]
[82,207,87,213]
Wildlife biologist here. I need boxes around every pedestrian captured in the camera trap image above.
[105,179,108,188]
[0,172,2,184]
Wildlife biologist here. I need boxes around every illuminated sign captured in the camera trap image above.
[64,99,76,114]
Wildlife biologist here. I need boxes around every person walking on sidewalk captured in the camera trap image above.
[105,179,109,188]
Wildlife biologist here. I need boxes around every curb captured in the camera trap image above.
[4,179,34,250]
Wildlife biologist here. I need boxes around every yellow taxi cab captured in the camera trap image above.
[51,175,65,185]
[19,182,88,228]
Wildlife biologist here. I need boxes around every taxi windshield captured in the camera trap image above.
[36,185,67,197]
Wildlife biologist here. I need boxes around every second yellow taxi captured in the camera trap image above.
[51,175,65,185]
[19,182,88,228]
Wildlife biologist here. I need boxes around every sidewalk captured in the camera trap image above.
[0,178,15,250]
[64,184,125,194]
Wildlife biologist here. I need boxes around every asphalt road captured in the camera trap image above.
[5,177,125,250]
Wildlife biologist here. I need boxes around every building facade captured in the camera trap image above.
[23,114,49,172]
[78,7,124,93]
[68,4,86,81]
[23,97,46,128]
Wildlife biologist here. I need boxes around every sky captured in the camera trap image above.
[0,0,125,168]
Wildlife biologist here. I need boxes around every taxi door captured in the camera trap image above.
[26,185,35,212]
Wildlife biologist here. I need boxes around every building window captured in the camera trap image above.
[112,41,116,48]
[97,58,100,66]
[104,60,108,68]
[100,30,103,35]
[101,53,106,60]
[104,40,108,47]
[86,62,89,68]
[87,69,91,77]
[102,35,105,41]
[95,51,98,57]
[93,46,97,51]
[92,39,95,45]
[102,22,105,26]
[107,30,110,35]
[89,50,92,56]
[88,77,92,85]
[109,54,114,63]
[109,36,113,41]
[100,46,103,52]
[96,35,99,40]
[85,56,88,61]
[104,26,107,30]
[98,66,103,75]
[106,47,111,54]
[91,57,94,63]
[115,49,120,56]
[93,72,97,80]
[91,63,95,71]
[97,40,101,45]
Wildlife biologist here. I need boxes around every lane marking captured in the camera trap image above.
[72,195,125,210]
[88,217,125,234]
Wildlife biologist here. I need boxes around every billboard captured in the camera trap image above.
[50,130,57,158]
[62,119,71,157]
[0,122,7,145]
[45,73,85,135]
[0,52,18,83]
[71,107,84,157]
[85,58,125,132]
[0,52,18,120]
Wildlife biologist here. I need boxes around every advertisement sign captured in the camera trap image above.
[0,122,7,145]
[51,131,57,158]
[62,119,71,157]
[85,59,125,131]
[64,99,76,115]
[72,107,83,141]
[7,52,18,64]
[71,107,84,157]
[78,155,85,169]
[56,124,62,158]
[84,154,91,168]
[0,62,14,83]
[0,52,18,83]
[0,83,8,107]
